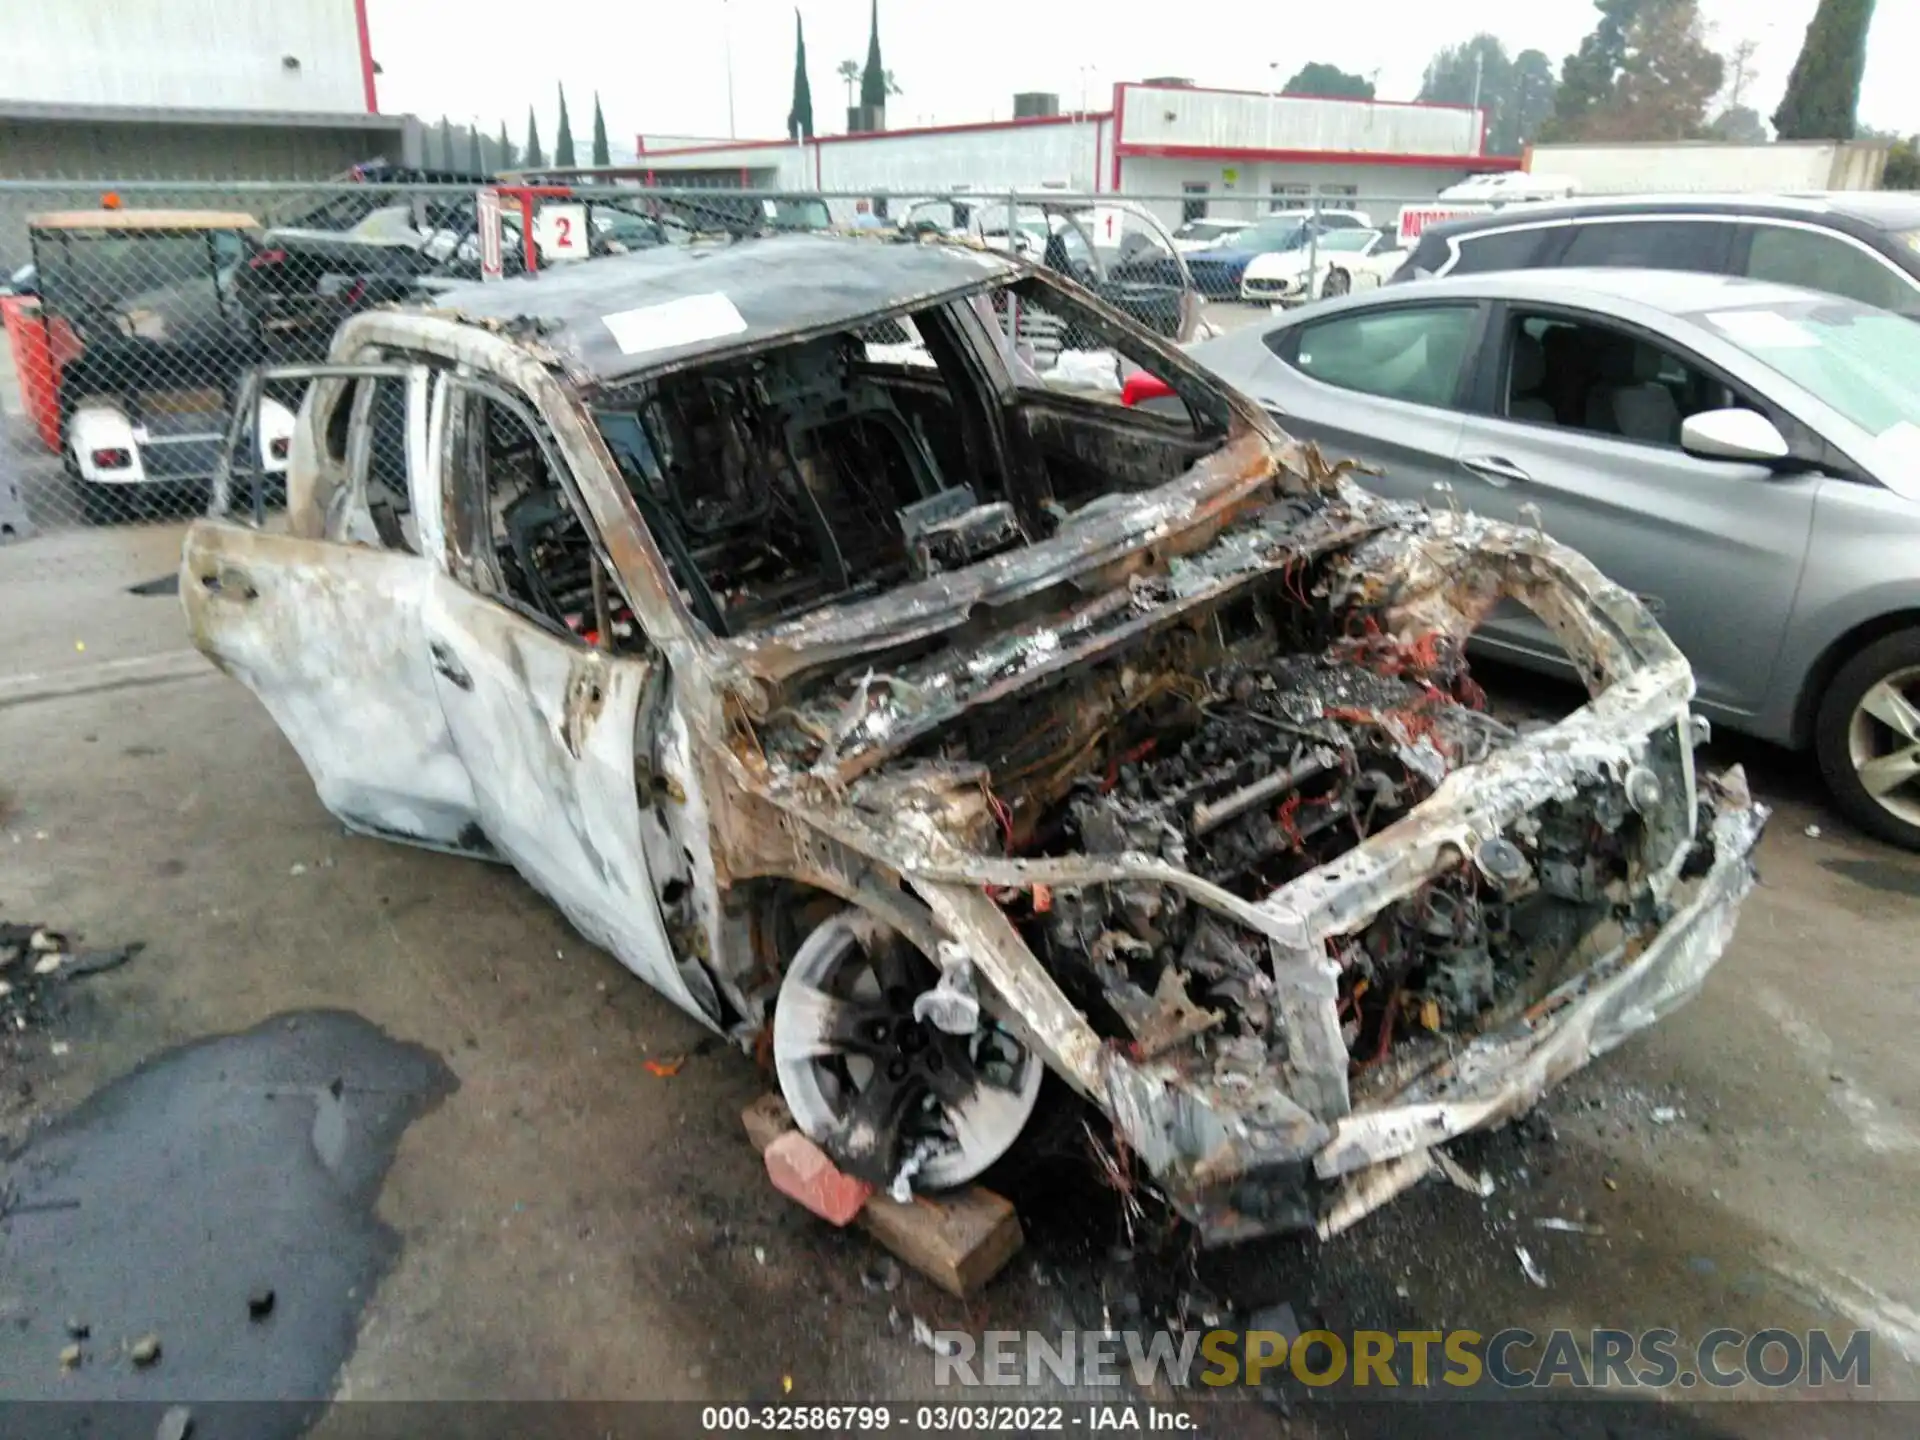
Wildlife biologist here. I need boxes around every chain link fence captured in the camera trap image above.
[0,177,1463,538]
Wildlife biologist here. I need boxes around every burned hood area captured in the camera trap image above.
[713,403,1761,1243]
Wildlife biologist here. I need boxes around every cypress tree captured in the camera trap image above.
[1774,0,1876,139]
[554,84,576,166]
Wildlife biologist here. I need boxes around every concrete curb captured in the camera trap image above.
[0,649,218,708]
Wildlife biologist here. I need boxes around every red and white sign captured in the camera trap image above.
[475,187,503,282]
[536,203,590,263]
[1395,204,1488,248]
[1091,206,1127,248]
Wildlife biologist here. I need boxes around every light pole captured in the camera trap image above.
[1265,61,1280,216]
[723,0,737,139]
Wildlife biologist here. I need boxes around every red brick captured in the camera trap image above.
[764,1130,873,1227]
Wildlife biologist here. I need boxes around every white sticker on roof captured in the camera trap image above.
[1704,309,1819,350]
[602,292,748,355]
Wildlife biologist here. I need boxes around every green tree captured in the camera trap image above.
[1419,36,1518,153]
[437,114,453,169]
[591,92,611,166]
[498,120,517,170]
[1884,137,1919,189]
[836,59,860,108]
[524,107,544,170]
[1281,62,1374,100]
[859,0,886,110]
[1511,49,1557,149]
[1774,0,1876,139]
[787,10,815,140]
[1707,105,1768,142]
[554,84,576,167]
[467,122,485,175]
[1542,0,1723,142]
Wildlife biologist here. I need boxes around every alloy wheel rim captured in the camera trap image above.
[1846,665,1920,829]
[772,913,1043,1191]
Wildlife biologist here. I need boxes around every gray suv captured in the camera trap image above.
[1392,193,1920,318]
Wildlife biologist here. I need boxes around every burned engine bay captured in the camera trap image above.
[740,460,1764,1243]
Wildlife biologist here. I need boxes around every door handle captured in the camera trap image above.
[1460,454,1533,487]
[428,641,473,691]
[199,567,257,600]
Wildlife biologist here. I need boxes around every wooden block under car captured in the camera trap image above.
[741,1092,1025,1298]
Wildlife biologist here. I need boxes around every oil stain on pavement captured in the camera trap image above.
[0,1010,454,1439]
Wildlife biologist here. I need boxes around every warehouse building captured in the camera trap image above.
[0,0,418,261]
[637,80,1517,226]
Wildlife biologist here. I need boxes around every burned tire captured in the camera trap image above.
[1814,628,1920,850]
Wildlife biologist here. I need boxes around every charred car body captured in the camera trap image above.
[184,236,1764,1243]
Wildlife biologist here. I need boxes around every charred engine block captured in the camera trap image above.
[1063,650,1510,896]
[1031,647,1645,1068]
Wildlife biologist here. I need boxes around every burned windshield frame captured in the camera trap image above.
[588,274,1233,640]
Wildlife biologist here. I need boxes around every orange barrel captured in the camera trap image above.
[1,296,67,452]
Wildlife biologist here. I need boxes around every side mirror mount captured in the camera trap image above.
[1680,407,1791,465]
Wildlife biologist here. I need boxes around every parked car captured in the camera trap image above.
[1170,218,1251,254]
[1177,267,1920,846]
[1240,227,1408,304]
[1134,211,1373,300]
[27,209,292,521]
[1389,193,1920,318]
[183,235,1759,1243]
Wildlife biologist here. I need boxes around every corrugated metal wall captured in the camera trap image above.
[0,118,414,267]
[0,0,367,113]
[1119,87,1480,159]
[813,121,1105,196]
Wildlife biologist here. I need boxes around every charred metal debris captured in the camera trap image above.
[729,453,1763,1244]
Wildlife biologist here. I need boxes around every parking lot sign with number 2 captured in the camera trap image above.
[537,203,590,263]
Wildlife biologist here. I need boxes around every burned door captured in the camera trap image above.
[419,374,723,1025]
[183,364,492,853]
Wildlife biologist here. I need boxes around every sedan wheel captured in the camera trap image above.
[771,912,1044,1191]
[1815,631,1920,849]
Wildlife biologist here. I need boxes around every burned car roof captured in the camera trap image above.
[425,234,1018,383]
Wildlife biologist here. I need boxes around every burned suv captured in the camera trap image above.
[185,236,1763,1243]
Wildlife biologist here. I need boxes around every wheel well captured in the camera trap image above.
[1792,610,1920,748]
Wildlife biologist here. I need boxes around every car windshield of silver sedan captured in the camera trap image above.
[1702,301,1920,474]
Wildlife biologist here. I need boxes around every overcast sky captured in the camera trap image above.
[366,0,1918,152]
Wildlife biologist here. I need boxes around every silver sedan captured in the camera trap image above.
[1183,268,1920,848]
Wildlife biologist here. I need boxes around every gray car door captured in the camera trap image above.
[1450,302,1819,718]
[1242,301,1487,504]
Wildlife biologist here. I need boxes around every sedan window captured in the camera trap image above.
[1502,311,1749,448]
[1285,304,1479,408]
[1744,225,1918,313]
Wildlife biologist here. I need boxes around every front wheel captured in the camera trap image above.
[771,911,1045,1192]
[1814,628,1920,849]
